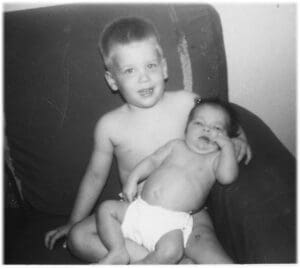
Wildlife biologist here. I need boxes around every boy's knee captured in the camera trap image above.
[67,223,86,252]
[185,225,233,263]
[185,225,218,259]
[188,224,216,247]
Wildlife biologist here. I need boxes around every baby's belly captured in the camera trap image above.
[141,171,207,212]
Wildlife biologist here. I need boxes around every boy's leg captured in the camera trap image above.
[67,213,148,263]
[95,200,129,264]
[184,209,233,264]
[133,229,184,264]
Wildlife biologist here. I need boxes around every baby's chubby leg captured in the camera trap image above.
[133,229,184,264]
[67,214,148,263]
[95,200,130,264]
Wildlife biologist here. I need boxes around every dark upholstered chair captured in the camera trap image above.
[4,4,295,264]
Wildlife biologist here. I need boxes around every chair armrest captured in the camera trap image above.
[207,104,296,263]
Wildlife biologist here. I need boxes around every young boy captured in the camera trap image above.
[45,17,251,264]
[96,98,240,264]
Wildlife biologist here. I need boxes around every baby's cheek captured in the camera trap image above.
[210,131,219,139]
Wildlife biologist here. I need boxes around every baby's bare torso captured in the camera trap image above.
[141,141,216,212]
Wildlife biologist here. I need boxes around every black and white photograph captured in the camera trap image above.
[4,1,296,264]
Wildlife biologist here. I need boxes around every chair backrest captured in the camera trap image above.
[5,4,228,214]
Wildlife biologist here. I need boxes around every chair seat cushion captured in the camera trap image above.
[5,208,83,264]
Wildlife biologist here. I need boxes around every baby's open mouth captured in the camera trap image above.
[199,136,211,143]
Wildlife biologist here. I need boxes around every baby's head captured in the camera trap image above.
[185,97,239,152]
[99,17,163,70]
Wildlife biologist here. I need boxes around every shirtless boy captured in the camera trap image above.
[45,17,251,263]
[96,98,239,264]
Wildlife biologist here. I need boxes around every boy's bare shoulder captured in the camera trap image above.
[94,105,127,136]
[166,90,198,104]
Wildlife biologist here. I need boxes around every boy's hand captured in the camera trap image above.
[231,137,252,164]
[122,182,138,202]
[44,223,73,250]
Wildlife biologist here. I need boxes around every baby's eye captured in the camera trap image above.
[194,121,204,126]
[213,126,223,131]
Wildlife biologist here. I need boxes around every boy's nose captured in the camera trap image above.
[139,70,150,82]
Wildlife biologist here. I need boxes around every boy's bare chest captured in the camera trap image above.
[114,112,186,170]
[121,112,185,146]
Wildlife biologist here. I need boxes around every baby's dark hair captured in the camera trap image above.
[187,97,240,138]
[99,17,162,68]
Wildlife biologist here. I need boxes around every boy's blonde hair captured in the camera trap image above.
[99,17,163,69]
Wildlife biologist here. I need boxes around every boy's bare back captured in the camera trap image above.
[96,90,197,184]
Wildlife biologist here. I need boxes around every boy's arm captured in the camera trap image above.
[213,134,239,185]
[232,126,252,164]
[123,140,175,201]
[69,117,114,223]
[45,116,114,249]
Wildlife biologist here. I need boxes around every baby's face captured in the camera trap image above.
[105,38,168,109]
[185,105,229,153]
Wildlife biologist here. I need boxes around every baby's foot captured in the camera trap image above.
[98,250,129,264]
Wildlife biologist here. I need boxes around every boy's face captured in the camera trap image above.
[104,38,168,109]
[185,105,229,153]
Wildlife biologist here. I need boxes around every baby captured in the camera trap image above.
[96,97,239,264]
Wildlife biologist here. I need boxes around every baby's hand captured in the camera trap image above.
[213,132,233,148]
[122,182,138,202]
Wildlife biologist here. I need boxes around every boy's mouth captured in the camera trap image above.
[138,87,154,97]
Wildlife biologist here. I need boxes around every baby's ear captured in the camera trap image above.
[105,71,118,91]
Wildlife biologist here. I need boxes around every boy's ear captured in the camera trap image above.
[105,71,118,91]
[162,58,168,80]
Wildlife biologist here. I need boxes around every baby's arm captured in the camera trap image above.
[213,133,239,185]
[123,140,175,201]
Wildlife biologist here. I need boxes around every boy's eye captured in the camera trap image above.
[123,68,134,74]
[194,121,204,126]
[147,63,157,69]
